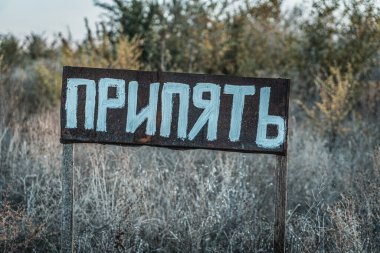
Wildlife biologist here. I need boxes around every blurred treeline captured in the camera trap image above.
[0,0,379,136]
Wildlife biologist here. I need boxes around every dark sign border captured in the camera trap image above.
[60,66,290,155]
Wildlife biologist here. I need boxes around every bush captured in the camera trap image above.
[27,62,61,112]
[61,21,141,70]
[300,66,360,142]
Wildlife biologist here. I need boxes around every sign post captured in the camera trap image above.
[61,144,74,253]
[274,155,287,253]
[60,66,290,252]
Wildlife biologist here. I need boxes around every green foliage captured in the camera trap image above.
[27,62,61,112]
[290,0,380,139]
[92,0,297,76]
[221,1,298,77]
[94,0,161,67]
[94,0,159,39]
[0,35,24,68]
[61,22,141,69]
[26,33,56,60]
[157,0,230,73]
[0,34,61,119]
[296,0,380,95]
[0,53,6,74]
[0,33,57,67]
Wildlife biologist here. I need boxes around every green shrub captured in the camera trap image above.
[61,22,141,69]
[300,66,361,141]
[28,62,61,112]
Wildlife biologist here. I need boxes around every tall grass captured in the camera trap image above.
[0,106,379,252]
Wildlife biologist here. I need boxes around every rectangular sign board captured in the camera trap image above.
[60,66,290,155]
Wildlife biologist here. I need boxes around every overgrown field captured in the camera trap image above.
[1,0,380,252]
[0,107,379,252]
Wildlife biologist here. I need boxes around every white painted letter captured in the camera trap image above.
[126,81,159,135]
[255,87,285,148]
[188,83,221,141]
[96,78,125,132]
[160,82,190,139]
[65,78,96,129]
[224,85,255,141]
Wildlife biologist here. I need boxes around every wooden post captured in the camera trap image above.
[61,144,74,253]
[274,155,287,253]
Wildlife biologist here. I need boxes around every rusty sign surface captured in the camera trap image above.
[60,66,290,155]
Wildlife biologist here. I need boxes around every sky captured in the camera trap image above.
[0,0,301,42]
[0,0,113,41]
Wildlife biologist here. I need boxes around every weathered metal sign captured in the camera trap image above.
[60,66,290,155]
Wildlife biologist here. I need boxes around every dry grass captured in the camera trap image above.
[0,106,379,252]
